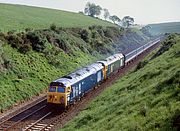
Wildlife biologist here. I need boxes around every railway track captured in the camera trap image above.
[23,112,53,131]
[0,97,47,131]
[0,39,161,131]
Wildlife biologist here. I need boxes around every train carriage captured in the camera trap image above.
[97,53,125,78]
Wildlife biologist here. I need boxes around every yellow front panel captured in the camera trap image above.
[47,92,66,105]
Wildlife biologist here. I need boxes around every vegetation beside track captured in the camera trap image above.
[0,24,151,112]
[0,3,152,113]
[62,34,180,131]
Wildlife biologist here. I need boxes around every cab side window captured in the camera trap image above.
[49,87,56,92]
[57,87,65,93]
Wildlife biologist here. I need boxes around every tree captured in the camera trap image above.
[103,8,110,20]
[109,15,121,24]
[84,2,102,17]
[122,16,134,28]
[140,25,152,37]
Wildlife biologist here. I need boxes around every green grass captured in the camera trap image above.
[0,3,115,31]
[62,34,180,131]
[0,24,116,111]
[0,22,150,112]
[0,42,102,111]
[0,3,154,114]
[149,22,180,35]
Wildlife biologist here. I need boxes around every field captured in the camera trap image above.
[149,22,180,35]
[0,4,115,31]
[62,34,180,131]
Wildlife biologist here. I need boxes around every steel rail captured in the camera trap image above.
[23,111,52,131]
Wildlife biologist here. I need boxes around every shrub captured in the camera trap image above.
[139,104,148,116]
[0,32,5,41]
[134,60,148,72]
[6,34,22,49]
[172,109,180,130]
[80,29,89,43]
[26,31,46,52]
[7,30,16,35]
[50,23,57,31]
[151,34,177,60]
[25,28,33,32]
[1,53,11,69]
[19,43,32,54]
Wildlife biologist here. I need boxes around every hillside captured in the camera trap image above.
[0,3,115,31]
[0,3,153,113]
[0,25,113,111]
[62,34,180,131]
[0,23,154,112]
[149,22,180,35]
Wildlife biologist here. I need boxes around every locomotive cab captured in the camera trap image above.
[47,82,71,107]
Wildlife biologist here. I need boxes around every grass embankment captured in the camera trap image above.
[0,3,115,31]
[62,34,180,131]
[0,3,152,113]
[0,25,126,112]
[149,22,180,35]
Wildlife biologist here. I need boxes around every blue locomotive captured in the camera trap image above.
[47,53,125,107]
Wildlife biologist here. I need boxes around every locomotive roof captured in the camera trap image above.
[102,53,124,65]
[52,62,103,87]
[51,53,124,87]
[97,53,124,66]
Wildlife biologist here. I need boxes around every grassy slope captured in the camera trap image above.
[0,4,115,31]
[0,3,152,113]
[62,34,180,131]
[0,3,115,111]
[0,42,100,111]
[149,22,180,35]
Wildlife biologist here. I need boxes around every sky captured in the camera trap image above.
[0,0,180,24]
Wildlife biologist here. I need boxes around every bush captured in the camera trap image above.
[26,31,46,52]
[50,23,57,31]
[151,34,177,60]
[172,109,180,130]
[134,60,148,72]
[19,43,32,54]
[0,32,6,41]
[25,28,33,32]
[6,34,22,49]
[139,104,148,116]
[1,53,11,69]
[80,29,89,43]
[7,30,16,35]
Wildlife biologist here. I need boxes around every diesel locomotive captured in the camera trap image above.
[47,53,125,107]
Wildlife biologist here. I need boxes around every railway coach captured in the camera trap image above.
[47,53,125,108]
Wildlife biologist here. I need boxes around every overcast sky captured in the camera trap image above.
[0,0,180,24]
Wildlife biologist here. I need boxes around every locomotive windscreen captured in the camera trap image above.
[50,82,65,87]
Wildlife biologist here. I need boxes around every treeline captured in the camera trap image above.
[81,2,134,28]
